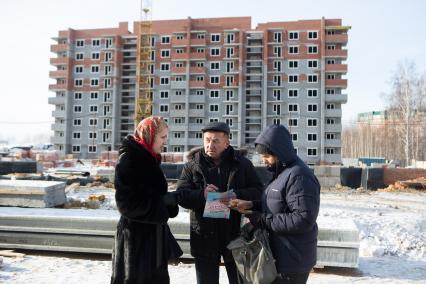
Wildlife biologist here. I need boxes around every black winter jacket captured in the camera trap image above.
[111,135,182,284]
[176,146,263,258]
[254,124,320,274]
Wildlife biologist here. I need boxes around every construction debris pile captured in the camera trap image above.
[380,177,426,192]
[5,148,120,169]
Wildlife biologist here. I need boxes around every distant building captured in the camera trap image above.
[357,111,388,124]
[49,17,349,164]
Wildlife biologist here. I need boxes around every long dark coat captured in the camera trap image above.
[111,135,182,284]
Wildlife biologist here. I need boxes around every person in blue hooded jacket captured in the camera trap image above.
[229,124,320,284]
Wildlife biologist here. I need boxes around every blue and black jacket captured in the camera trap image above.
[254,124,320,274]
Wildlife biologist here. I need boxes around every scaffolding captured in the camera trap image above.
[135,0,153,125]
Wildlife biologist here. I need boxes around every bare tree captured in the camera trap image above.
[386,61,422,166]
[342,62,426,165]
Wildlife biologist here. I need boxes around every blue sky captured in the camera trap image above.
[0,0,425,144]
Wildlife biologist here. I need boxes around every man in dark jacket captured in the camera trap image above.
[176,122,263,284]
[230,124,320,284]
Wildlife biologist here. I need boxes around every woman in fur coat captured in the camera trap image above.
[111,116,182,284]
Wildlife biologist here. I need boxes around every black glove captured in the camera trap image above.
[163,192,178,207]
[247,211,267,229]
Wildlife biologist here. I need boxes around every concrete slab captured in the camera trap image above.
[0,180,66,208]
[0,208,359,268]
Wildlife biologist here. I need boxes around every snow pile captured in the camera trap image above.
[320,191,426,260]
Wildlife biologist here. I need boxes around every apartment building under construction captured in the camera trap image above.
[48,17,349,164]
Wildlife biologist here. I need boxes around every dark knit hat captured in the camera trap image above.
[255,143,275,155]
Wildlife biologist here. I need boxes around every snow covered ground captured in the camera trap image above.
[1,189,425,283]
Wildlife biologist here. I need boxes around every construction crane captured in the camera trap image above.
[135,0,153,125]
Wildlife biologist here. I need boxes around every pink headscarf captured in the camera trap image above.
[133,116,166,161]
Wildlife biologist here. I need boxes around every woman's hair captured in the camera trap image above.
[134,116,168,146]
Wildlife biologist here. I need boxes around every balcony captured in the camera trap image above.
[246,61,262,68]
[189,52,206,60]
[246,103,262,111]
[169,138,186,145]
[325,124,342,133]
[224,81,239,88]
[188,124,203,131]
[223,112,238,117]
[190,38,206,46]
[325,139,342,148]
[50,44,68,53]
[188,95,205,103]
[246,84,262,90]
[189,66,206,74]
[171,66,186,74]
[247,47,262,54]
[169,124,187,132]
[170,95,186,103]
[99,139,112,145]
[324,49,348,58]
[172,38,190,46]
[50,57,68,65]
[189,109,205,117]
[325,79,347,88]
[325,64,348,73]
[49,83,67,91]
[267,81,283,88]
[325,108,342,117]
[49,70,67,78]
[170,81,187,89]
[171,53,188,60]
[48,96,66,105]
[171,109,186,117]
[51,110,65,118]
[245,118,262,125]
[188,138,202,145]
[325,94,348,103]
[246,75,262,82]
[51,124,65,131]
[325,34,348,44]
[189,80,206,88]
[246,55,262,61]
[246,110,262,117]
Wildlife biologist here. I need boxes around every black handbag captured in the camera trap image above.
[227,223,278,284]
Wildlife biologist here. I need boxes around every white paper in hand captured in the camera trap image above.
[203,191,231,219]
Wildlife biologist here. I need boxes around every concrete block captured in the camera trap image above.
[316,246,359,268]
[314,166,341,178]
[314,166,327,177]
[316,217,359,268]
[330,166,341,177]
[0,180,66,208]
[317,217,359,243]
[318,177,340,188]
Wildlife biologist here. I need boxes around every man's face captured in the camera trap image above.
[203,131,230,160]
[260,154,278,167]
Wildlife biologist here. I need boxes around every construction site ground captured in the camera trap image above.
[1,185,425,283]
